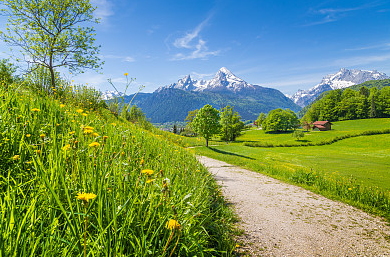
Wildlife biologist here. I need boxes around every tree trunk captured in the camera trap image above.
[206,138,208,147]
[49,66,56,92]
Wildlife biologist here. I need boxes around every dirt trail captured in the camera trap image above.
[197,156,390,257]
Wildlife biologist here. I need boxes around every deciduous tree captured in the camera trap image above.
[192,104,221,147]
[220,105,244,142]
[0,0,102,91]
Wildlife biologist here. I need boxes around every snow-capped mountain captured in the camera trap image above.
[159,67,257,93]
[290,68,389,107]
[101,90,124,100]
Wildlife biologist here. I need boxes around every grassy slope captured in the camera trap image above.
[194,118,390,220]
[0,86,235,256]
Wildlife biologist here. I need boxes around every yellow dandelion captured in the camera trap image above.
[35,150,41,155]
[112,123,116,126]
[62,144,71,151]
[12,155,20,161]
[165,219,180,230]
[82,113,87,117]
[84,129,93,135]
[76,109,83,113]
[83,126,94,131]
[25,161,33,165]
[140,159,144,165]
[31,108,40,112]
[103,136,108,141]
[40,134,45,139]
[76,192,97,202]
[141,169,153,176]
[124,72,128,76]
[69,131,75,135]
[26,134,31,137]
[92,132,99,137]
[146,179,155,184]
[89,142,100,148]
[348,188,352,191]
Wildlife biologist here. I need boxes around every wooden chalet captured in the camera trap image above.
[312,121,332,131]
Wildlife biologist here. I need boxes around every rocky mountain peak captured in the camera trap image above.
[290,68,389,107]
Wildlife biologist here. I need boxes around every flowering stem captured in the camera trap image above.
[84,206,87,257]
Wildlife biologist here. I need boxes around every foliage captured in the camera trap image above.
[292,130,304,141]
[192,104,221,147]
[0,58,17,88]
[0,0,102,89]
[255,112,266,128]
[302,86,390,122]
[0,83,236,256]
[220,105,244,142]
[262,108,299,132]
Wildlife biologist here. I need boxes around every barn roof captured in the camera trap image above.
[313,121,332,125]
[313,125,326,129]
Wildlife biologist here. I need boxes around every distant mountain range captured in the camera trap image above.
[104,67,300,123]
[289,68,389,107]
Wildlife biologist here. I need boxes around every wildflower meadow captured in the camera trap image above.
[0,82,235,256]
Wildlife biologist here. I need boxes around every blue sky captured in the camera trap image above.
[1,0,390,95]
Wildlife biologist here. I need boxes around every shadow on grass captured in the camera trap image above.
[208,147,255,160]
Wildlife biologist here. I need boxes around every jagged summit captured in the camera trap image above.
[290,68,389,107]
[158,67,256,93]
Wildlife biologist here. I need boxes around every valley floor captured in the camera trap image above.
[197,156,390,256]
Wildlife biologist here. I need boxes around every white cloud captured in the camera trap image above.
[103,54,135,62]
[303,3,379,27]
[191,71,215,80]
[345,42,390,51]
[90,0,114,24]
[333,53,390,67]
[170,16,220,60]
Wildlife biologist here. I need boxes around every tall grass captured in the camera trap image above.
[0,83,235,256]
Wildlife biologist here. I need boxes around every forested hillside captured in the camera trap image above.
[302,85,390,122]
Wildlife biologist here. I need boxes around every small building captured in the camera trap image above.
[312,121,332,131]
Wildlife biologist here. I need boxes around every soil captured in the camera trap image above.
[197,156,390,257]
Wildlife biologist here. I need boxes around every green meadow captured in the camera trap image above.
[194,118,390,220]
[0,84,236,256]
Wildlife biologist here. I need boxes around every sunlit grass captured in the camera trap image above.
[194,123,390,221]
[0,83,235,256]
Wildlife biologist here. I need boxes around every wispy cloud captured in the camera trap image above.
[345,42,390,51]
[103,54,135,62]
[170,15,221,60]
[333,53,390,67]
[91,0,114,24]
[191,71,215,80]
[303,3,379,27]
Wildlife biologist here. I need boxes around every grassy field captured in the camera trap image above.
[238,118,390,146]
[194,119,390,220]
[0,84,236,256]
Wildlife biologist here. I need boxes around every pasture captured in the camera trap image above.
[194,118,390,219]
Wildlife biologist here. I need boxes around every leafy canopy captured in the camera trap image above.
[192,104,221,147]
[220,105,244,142]
[0,0,102,88]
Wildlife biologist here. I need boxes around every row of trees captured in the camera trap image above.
[302,86,390,122]
[185,104,245,146]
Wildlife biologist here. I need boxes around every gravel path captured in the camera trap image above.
[197,156,390,257]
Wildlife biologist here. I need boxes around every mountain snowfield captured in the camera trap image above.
[158,67,258,93]
[290,68,389,107]
[101,90,124,100]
